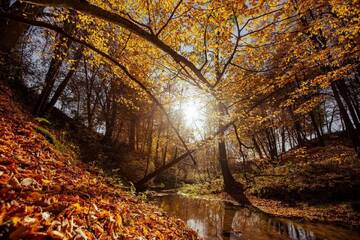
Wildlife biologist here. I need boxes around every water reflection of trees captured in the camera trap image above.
[155,195,360,240]
[157,195,224,239]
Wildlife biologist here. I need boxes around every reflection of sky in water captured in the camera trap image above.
[287,223,316,240]
[187,219,205,238]
[153,195,360,240]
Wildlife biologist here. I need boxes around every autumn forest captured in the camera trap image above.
[0,0,359,239]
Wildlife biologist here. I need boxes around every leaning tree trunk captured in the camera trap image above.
[217,103,250,205]
[33,34,73,115]
[33,52,66,115]
[33,11,77,116]
[44,45,84,113]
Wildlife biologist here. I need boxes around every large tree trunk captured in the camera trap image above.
[218,138,250,204]
[217,103,250,205]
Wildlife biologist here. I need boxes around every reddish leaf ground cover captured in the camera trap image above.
[0,83,199,240]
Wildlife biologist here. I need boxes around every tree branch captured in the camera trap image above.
[214,11,240,88]
[156,0,182,37]
[22,0,211,88]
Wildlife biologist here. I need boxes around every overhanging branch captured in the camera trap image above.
[23,0,212,89]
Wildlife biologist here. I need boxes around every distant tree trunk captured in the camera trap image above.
[84,57,100,130]
[143,117,154,177]
[336,80,360,131]
[161,144,168,166]
[347,80,360,119]
[114,121,123,144]
[281,127,286,152]
[327,106,336,133]
[33,40,71,115]
[265,128,278,161]
[44,45,84,113]
[104,81,118,143]
[140,120,149,154]
[252,135,263,159]
[129,114,136,151]
[287,105,305,147]
[287,128,294,149]
[172,147,178,162]
[33,18,75,116]
[161,123,170,165]
[154,117,163,169]
[310,111,325,146]
[331,82,360,157]
[135,119,140,151]
[258,136,269,159]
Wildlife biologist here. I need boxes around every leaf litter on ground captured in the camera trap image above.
[0,83,199,240]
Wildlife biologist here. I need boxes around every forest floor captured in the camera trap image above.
[0,82,199,239]
[246,140,360,227]
[179,141,360,228]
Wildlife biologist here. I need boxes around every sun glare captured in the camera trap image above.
[182,100,205,131]
[184,104,200,126]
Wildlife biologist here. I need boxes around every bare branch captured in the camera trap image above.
[239,8,283,34]
[199,17,209,71]
[230,62,274,73]
[214,11,240,88]
[156,0,183,37]
[124,12,154,34]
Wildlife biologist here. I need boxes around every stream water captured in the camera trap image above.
[151,194,360,240]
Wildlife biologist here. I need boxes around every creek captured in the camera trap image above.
[151,194,360,240]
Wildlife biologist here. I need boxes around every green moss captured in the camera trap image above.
[34,126,64,152]
[34,117,51,125]
[179,179,223,196]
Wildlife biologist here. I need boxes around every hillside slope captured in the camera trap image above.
[0,82,199,239]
